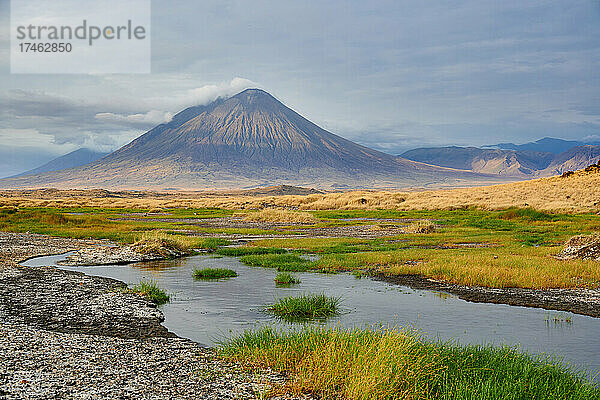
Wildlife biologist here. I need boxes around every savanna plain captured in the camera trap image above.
[2,170,600,399]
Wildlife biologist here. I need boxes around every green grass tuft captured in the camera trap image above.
[131,280,170,305]
[197,237,232,250]
[193,268,238,279]
[220,326,600,400]
[216,247,287,256]
[240,253,314,272]
[274,272,300,285]
[500,207,557,221]
[266,293,340,321]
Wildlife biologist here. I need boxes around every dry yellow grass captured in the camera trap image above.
[0,169,598,213]
[224,327,443,399]
[238,209,319,223]
[317,246,600,289]
[131,230,191,255]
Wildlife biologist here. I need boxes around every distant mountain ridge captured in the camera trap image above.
[0,89,498,190]
[401,145,600,177]
[12,148,108,178]
[484,137,600,154]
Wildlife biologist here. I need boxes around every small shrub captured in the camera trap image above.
[0,206,18,215]
[131,280,170,305]
[193,268,238,279]
[584,161,600,173]
[42,213,73,225]
[405,220,436,234]
[266,293,341,321]
[561,171,574,178]
[274,272,300,285]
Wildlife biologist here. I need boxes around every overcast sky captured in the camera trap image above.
[1,0,599,177]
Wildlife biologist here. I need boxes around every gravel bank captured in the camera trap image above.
[0,232,311,399]
[57,244,184,266]
[0,321,291,400]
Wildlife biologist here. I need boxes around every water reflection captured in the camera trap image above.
[131,258,185,272]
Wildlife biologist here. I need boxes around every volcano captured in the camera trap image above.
[0,89,497,190]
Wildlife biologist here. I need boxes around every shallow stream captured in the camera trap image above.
[23,253,600,381]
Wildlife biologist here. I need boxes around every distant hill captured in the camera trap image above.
[401,145,600,177]
[400,147,554,177]
[484,137,600,154]
[543,145,600,175]
[0,89,499,190]
[13,148,108,178]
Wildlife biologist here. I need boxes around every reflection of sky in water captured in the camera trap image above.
[25,253,600,381]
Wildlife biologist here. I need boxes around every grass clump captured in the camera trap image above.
[131,280,170,305]
[274,272,300,285]
[240,253,313,272]
[351,270,366,279]
[221,326,600,400]
[132,230,190,257]
[216,247,287,257]
[266,293,340,321]
[241,209,319,224]
[193,268,238,280]
[405,219,436,234]
[500,207,557,221]
[196,237,232,250]
[545,312,573,325]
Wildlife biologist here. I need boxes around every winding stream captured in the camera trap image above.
[23,253,600,381]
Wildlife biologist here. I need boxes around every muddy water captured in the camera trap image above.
[24,253,600,381]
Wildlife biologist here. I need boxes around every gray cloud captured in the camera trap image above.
[0,78,257,153]
[0,0,599,175]
[94,111,173,126]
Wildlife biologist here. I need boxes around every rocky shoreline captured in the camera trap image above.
[376,272,600,318]
[57,245,178,266]
[0,232,310,399]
